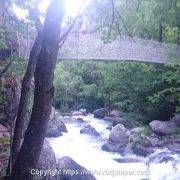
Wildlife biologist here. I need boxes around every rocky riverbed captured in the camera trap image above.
[42,108,180,180]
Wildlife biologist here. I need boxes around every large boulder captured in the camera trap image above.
[109,124,129,145]
[109,110,123,118]
[46,127,62,138]
[80,125,100,137]
[101,142,125,153]
[93,108,108,119]
[132,144,154,157]
[57,156,96,180]
[38,139,57,180]
[171,113,180,127]
[46,120,67,138]
[129,126,152,143]
[149,120,177,136]
[131,136,155,157]
[102,124,129,153]
[58,121,67,133]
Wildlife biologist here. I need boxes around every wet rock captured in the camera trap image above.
[148,137,161,147]
[79,109,87,115]
[148,151,175,164]
[46,127,62,138]
[72,111,83,116]
[171,113,180,127]
[80,125,100,137]
[114,158,141,163]
[62,115,71,121]
[77,117,85,123]
[101,142,125,153]
[57,156,96,180]
[38,139,57,179]
[130,127,153,149]
[109,124,129,145]
[150,120,177,136]
[47,113,67,138]
[102,124,129,153]
[109,110,123,118]
[58,121,67,133]
[47,106,68,137]
[62,116,75,123]
[132,144,154,157]
[93,108,108,119]
[167,143,180,153]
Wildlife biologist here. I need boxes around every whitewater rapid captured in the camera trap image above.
[48,115,180,180]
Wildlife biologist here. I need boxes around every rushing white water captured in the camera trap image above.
[48,115,180,180]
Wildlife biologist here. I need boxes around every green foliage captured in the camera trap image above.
[89,0,180,44]
[0,29,6,48]
[54,60,180,124]
[0,136,10,146]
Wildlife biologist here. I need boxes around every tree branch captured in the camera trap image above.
[59,0,88,49]
[114,6,135,42]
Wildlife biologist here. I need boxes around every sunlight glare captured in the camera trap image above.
[12,4,28,20]
[13,0,92,24]
[39,0,91,17]
[65,0,91,17]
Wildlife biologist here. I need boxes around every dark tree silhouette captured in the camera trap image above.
[11,30,42,167]
[10,0,64,179]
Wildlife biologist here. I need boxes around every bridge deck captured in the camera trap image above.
[58,32,180,64]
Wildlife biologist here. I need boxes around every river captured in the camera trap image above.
[48,114,180,180]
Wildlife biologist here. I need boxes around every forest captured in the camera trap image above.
[54,61,179,123]
[0,0,180,180]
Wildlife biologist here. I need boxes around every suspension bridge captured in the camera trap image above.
[58,32,180,64]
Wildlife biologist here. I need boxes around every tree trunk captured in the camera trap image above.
[159,22,163,42]
[177,26,180,45]
[11,29,42,168]
[10,0,64,179]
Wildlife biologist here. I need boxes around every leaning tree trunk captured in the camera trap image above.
[177,26,180,45]
[10,0,64,179]
[11,29,42,167]
[159,22,163,42]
